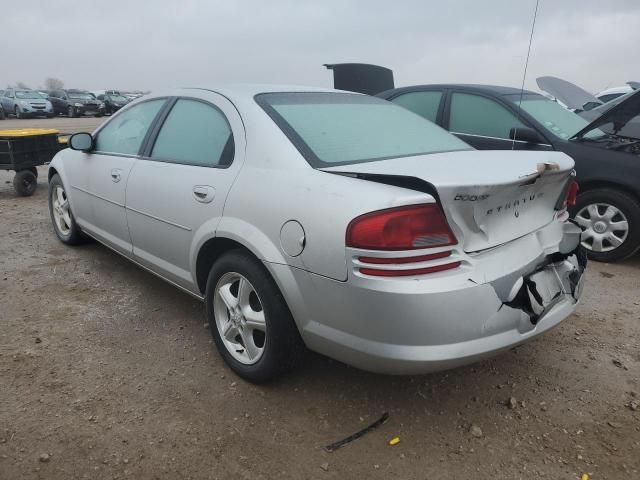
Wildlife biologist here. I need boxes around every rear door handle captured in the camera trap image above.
[111,168,122,183]
[193,185,215,203]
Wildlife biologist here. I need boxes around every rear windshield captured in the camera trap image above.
[256,92,470,167]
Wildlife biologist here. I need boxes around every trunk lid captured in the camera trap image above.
[322,150,574,253]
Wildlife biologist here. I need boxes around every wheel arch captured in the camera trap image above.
[194,237,262,295]
[578,179,640,204]
[48,165,59,183]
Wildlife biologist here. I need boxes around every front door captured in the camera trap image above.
[66,98,167,256]
[446,91,542,150]
[125,93,245,292]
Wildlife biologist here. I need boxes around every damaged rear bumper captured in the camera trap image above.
[281,220,587,375]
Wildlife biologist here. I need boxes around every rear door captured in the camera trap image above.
[125,92,245,291]
[445,91,537,150]
[387,89,445,125]
[64,98,167,256]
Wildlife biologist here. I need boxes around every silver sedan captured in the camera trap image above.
[48,86,586,382]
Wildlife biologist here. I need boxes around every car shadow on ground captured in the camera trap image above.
[77,237,600,417]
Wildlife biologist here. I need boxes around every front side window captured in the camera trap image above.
[390,91,442,123]
[257,92,470,167]
[449,93,525,139]
[95,99,165,155]
[151,99,234,167]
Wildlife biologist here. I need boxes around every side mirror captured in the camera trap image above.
[509,127,544,144]
[69,132,94,152]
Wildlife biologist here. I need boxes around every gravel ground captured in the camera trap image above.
[0,155,639,479]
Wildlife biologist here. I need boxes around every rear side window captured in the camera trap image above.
[390,91,442,123]
[257,92,469,167]
[151,99,234,167]
[449,93,525,139]
[95,99,165,155]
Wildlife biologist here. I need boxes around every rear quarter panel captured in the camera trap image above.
[217,107,434,281]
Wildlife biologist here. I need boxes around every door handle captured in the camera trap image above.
[110,168,122,183]
[193,185,215,203]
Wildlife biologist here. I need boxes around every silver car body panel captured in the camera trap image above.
[49,85,585,374]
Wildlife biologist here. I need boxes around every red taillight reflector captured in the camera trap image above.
[360,261,461,277]
[359,251,451,265]
[567,180,579,206]
[556,179,579,210]
[346,204,457,250]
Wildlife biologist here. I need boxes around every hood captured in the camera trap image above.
[536,76,602,111]
[573,89,640,140]
[324,63,394,95]
[322,150,574,252]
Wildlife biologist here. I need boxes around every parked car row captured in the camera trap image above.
[326,63,640,263]
[0,88,136,119]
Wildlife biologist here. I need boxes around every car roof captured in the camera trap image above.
[190,83,346,98]
[379,83,542,98]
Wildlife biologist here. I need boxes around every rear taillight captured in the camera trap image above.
[346,204,457,250]
[347,204,460,277]
[556,179,579,210]
[567,180,579,206]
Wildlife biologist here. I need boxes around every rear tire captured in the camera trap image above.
[13,170,37,196]
[571,188,640,262]
[205,250,304,383]
[48,174,85,245]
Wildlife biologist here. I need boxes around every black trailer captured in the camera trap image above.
[0,129,63,196]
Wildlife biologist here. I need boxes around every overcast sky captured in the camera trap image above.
[5,0,639,94]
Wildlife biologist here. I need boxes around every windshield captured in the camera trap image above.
[15,90,44,99]
[68,92,94,101]
[109,95,128,102]
[257,92,471,167]
[519,97,604,139]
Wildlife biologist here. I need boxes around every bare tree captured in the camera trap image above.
[15,81,30,89]
[44,77,64,90]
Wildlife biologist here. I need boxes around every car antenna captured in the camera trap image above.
[513,0,540,150]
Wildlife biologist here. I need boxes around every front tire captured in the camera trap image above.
[13,170,37,196]
[15,106,23,119]
[572,188,640,262]
[67,106,76,118]
[48,174,85,245]
[205,250,304,383]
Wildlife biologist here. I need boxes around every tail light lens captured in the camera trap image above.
[556,179,579,210]
[346,204,457,250]
[347,204,460,277]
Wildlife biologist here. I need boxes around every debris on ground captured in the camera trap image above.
[324,412,389,452]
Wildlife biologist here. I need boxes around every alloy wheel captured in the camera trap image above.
[51,184,72,235]
[575,203,629,253]
[213,272,267,365]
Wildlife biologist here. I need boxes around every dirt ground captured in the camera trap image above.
[0,126,639,479]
